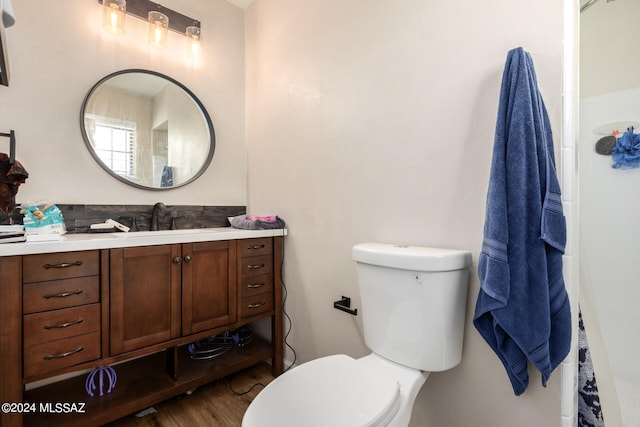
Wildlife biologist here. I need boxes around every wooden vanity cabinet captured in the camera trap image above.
[110,240,238,354]
[0,235,283,427]
[109,244,182,354]
[238,237,275,318]
[22,251,102,380]
[181,240,237,335]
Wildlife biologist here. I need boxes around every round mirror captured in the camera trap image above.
[80,69,215,190]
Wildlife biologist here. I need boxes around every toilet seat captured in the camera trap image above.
[242,354,400,427]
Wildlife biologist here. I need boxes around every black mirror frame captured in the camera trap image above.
[80,69,215,191]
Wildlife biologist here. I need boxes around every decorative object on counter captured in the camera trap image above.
[229,215,286,230]
[0,130,28,218]
[80,70,214,190]
[611,128,640,169]
[21,202,66,236]
[85,366,117,397]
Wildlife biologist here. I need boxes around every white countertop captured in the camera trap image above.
[0,228,287,256]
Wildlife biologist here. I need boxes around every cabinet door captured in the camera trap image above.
[181,240,237,335]
[110,245,181,355]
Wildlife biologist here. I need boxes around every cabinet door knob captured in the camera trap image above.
[184,255,192,263]
[173,257,182,264]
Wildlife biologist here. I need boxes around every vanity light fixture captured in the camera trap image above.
[102,0,126,35]
[186,25,203,62]
[148,10,168,48]
[97,0,201,49]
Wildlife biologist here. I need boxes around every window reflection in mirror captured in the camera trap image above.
[80,70,214,190]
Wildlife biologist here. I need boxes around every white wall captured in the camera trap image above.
[245,0,566,425]
[0,1,246,205]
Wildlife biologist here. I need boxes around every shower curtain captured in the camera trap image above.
[578,308,605,427]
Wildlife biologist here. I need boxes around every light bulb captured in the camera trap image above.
[102,0,126,35]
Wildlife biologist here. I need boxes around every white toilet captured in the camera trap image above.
[242,242,472,427]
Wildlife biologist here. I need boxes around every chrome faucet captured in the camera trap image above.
[150,202,166,231]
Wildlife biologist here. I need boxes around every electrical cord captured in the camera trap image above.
[281,234,297,372]
[227,233,296,399]
[228,377,266,396]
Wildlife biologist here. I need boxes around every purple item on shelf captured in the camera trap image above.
[85,366,117,397]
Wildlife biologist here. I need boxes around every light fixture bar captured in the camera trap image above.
[97,0,200,34]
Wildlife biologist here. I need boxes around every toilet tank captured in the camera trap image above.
[353,243,472,372]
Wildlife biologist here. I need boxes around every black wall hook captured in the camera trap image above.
[333,296,358,316]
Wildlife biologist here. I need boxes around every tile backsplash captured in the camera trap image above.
[55,204,246,233]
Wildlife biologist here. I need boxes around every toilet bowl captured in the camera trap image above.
[242,353,428,427]
[242,243,471,427]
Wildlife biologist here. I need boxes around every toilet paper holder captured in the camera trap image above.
[333,296,358,316]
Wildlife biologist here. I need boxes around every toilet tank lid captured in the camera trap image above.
[352,243,472,271]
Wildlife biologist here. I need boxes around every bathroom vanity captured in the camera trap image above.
[0,228,285,426]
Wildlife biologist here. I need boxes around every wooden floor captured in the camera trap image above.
[103,363,275,427]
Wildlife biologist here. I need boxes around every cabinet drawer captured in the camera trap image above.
[240,274,274,298]
[23,276,100,314]
[23,251,99,283]
[24,304,101,347]
[239,238,273,257]
[24,331,101,379]
[240,255,273,278]
[240,294,274,318]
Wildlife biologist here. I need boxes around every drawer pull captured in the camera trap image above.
[44,346,84,360]
[247,301,266,309]
[43,261,83,269]
[43,289,83,299]
[44,318,84,330]
[248,244,266,250]
[247,282,266,289]
[247,263,266,270]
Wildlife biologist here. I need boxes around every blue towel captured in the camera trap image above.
[473,47,572,396]
[160,165,174,187]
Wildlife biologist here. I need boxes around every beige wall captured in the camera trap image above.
[0,0,246,205]
[245,0,565,426]
[0,0,570,425]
